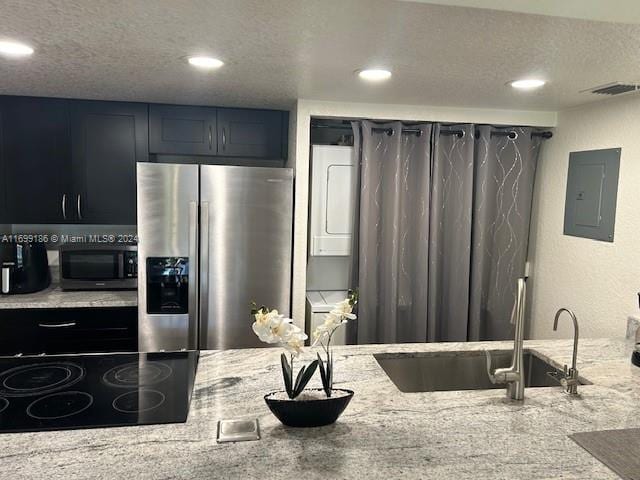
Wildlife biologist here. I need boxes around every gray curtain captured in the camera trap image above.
[353,120,542,344]
[427,124,475,341]
[355,120,432,344]
[468,126,542,340]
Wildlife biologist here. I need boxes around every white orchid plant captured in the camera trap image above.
[251,303,318,399]
[313,289,358,397]
[251,289,358,400]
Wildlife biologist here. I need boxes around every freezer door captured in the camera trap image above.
[137,163,199,352]
[200,165,293,349]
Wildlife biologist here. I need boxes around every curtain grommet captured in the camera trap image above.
[509,131,518,140]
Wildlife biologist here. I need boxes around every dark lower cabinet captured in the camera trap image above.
[71,101,148,224]
[149,104,217,155]
[217,108,286,158]
[0,97,72,224]
[0,307,138,355]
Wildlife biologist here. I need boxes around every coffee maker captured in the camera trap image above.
[0,242,51,294]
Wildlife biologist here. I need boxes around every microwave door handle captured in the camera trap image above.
[1,267,10,294]
[188,201,199,350]
[118,252,124,278]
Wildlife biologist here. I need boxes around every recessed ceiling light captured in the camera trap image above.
[188,56,224,69]
[0,40,34,58]
[510,79,546,90]
[358,69,392,81]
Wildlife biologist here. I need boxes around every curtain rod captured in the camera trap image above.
[311,122,553,140]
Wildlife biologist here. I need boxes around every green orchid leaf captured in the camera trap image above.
[327,352,333,397]
[293,365,306,391]
[294,360,318,397]
[317,353,330,396]
[281,353,293,397]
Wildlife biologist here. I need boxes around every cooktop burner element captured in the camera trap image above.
[102,362,172,388]
[113,389,166,413]
[0,363,84,397]
[27,391,94,420]
[0,351,198,433]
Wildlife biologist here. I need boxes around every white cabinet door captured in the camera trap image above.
[310,145,355,256]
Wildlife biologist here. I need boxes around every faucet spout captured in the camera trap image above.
[552,308,580,395]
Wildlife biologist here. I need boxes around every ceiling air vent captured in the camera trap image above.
[584,82,640,96]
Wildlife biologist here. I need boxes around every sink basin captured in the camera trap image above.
[374,349,590,393]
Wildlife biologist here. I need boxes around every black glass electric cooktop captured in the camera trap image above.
[0,351,199,433]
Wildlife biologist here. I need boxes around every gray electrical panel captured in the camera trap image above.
[563,148,620,242]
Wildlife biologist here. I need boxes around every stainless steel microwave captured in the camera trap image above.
[59,244,137,290]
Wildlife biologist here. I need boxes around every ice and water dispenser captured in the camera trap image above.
[146,257,189,314]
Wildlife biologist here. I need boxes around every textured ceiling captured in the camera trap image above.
[401,0,640,24]
[1,0,639,111]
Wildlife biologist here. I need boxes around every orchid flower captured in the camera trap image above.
[314,290,358,398]
[251,303,316,399]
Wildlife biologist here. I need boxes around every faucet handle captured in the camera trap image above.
[485,350,516,385]
[485,350,503,384]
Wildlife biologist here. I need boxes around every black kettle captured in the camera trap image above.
[0,242,51,294]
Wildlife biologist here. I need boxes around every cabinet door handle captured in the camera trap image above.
[62,194,67,220]
[1,266,10,294]
[77,194,83,220]
[38,322,77,328]
[208,125,213,150]
[222,127,226,150]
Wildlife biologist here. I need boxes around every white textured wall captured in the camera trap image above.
[529,94,640,339]
[290,99,557,330]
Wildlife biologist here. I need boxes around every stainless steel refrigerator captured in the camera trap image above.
[137,163,293,351]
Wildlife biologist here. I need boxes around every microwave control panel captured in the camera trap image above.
[124,251,138,278]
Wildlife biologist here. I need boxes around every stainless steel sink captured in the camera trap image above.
[374,350,590,393]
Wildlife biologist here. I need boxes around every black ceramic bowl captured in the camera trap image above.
[264,388,354,428]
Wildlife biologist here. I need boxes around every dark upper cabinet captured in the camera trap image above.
[0,110,5,225]
[70,101,148,224]
[217,108,286,158]
[1,95,288,226]
[1,97,72,224]
[149,104,217,155]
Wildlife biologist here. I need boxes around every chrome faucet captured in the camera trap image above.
[485,277,526,400]
[551,308,580,395]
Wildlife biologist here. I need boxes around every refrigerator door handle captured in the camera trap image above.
[199,201,210,347]
[188,200,199,349]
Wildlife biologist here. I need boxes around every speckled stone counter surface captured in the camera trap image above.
[3,338,640,479]
[0,280,137,309]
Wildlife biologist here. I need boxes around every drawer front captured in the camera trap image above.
[0,307,138,355]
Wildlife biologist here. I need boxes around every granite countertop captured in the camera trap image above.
[0,278,137,310]
[3,338,640,479]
